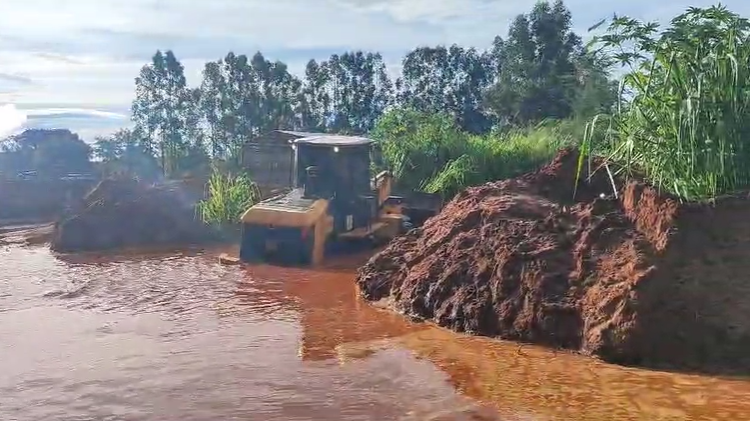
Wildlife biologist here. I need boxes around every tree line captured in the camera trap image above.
[0,129,94,179]
[97,0,616,178]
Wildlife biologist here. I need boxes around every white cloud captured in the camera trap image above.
[24,108,128,120]
[1,0,749,141]
[0,104,27,138]
[341,0,521,26]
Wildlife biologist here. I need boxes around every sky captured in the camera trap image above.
[0,0,747,142]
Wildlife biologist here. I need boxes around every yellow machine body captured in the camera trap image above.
[238,134,439,267]
[238,170,406,267]
[240,193,332,266]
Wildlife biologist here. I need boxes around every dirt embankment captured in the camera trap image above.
[0,223,55,246]
[356,148,750,374]
[51,178,219,253]
[0,178,96,223]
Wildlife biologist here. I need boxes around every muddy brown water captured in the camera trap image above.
[1,244,750,421]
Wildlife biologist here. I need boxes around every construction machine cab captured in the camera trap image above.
[238,133,440,266]
[293,135,381,234]
[293,135,372,200]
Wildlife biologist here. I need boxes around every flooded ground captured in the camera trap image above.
[1,244,750,420]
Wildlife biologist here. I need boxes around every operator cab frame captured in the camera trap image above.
[292,135,373,199]
[292,135,378,234]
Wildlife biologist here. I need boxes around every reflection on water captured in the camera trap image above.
[1,244,749,420]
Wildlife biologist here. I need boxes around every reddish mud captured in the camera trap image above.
[4,245,750,420]
[357,148,750,374]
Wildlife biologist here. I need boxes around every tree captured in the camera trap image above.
[93,128,160,180]
[485,0,585,125]
[398,45,493,133]
[1,129,92,177]
[197,51,303,169]
[179,87,210,176]
[198,53,250,162]
[570,52,618,118]
[248,52,302,134]
[198,59,228,158]
[310,51,393,134]
[131,50,192,177]
[92,134,122,163]
[299,59,331,132]
[121,2,619,183]
[371,107,468,192]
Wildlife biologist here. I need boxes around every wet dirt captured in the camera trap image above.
[50,178,216,253]
[357,148,750,375]
[0,223,53,246]
[1,244,750,420]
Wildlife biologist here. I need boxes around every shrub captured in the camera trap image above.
[197,170,260,225]
[372,108,568,199]
[582,6,750,201]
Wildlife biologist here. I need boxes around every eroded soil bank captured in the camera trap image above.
[51,178,219,252]
[356,148,750,374]
[0,178,96,222]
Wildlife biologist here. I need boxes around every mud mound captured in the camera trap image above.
[356,148,750,373]
[0,223,54,246]
[0,178,96,222]
[51,178,217,253]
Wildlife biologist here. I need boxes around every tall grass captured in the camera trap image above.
[581,6,750,201]
[197,170,260,225]
[424,124,569,198]
[371,109,468,194]
[372,108,568,199]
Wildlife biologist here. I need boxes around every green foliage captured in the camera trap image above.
[581,5,750,201]
[131,50,197,177]
[94,128,161,180]
[17,2,750,210]
[116,0,623,186]
[372,108,567,199]
[485,0,615,126]
[302,52,393,134]
[0,129,93,177]
[425,128,568,198]
[398,45,494,133]
[198,52,301,167]
[371,108,469,193]
[196,170,261,226]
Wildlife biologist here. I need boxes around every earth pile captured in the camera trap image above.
[357,148,750,373]
[51,178,217,252]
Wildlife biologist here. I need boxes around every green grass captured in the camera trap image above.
[372,108,569,199]
[197,170,260,226]
[424,123,569,198]
[580,5,750,201]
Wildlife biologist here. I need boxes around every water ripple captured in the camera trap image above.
[2,245,750,420]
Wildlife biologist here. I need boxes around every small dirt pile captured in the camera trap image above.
[51,178,217,252]
[0,223,54,246]
[357,148,750,374]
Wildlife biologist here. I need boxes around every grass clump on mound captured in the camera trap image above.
[581,5,750,201]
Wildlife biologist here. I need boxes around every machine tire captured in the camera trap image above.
[239,224,265,263]
[295,228,315,266]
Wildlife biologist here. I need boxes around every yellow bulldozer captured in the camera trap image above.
[238,135,442,266]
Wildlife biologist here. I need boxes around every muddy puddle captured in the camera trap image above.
[1,244,749,420]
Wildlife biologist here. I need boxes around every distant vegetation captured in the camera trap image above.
[1,2,745,205]
[0,129,94,179]
[371,109,572,199]
[112,0,613,185]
